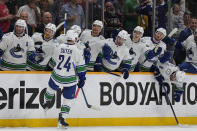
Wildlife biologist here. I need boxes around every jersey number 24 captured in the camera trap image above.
[57,55,71,71]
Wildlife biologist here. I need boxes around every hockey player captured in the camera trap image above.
[153,51,186,102]
[177,30,197,73]
[56,25,82,44]
[27,23,59,71]
[138,28,167,72]
[0,19,36,70]
[79,20,105,71]
[94,30,131,79]
[125,26,161,71]
[42,30,86,128]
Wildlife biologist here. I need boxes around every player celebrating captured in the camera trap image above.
[79,20,105,71]
[0,19,35,70]
[177,30,197,73]
[138,28,167,72]
[42,30,86,128]
[153,52,186,102]
[95,30,131,79]
[27,23,59,71]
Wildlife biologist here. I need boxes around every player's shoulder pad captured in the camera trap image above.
[3,32,12,38]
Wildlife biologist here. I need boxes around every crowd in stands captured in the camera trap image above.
[0,0,196,68]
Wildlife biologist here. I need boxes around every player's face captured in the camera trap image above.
[92,24,102,36]
[44,28,54,40]
[132,30,142,42]
[15,25,25,35]
[154,31,164,42]
[190,19,197,31]
[170,73,176,81]
[115,36,125,46]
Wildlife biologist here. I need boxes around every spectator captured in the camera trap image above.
[87,0,102,29]
[59,0,85,30]
[8,11,33,36]
[122,0,139,32]
[183,11,191,29]
[17,0,41,29]
[170,3,184,37]
[37,0,52,17]
[113,0,125,20]
[35,12,52,33]
[50,0,67,25]
[0,0,15,33]
[156,0,168,29]
[104,1,122,38]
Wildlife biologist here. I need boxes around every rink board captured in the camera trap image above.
[0,71,197,127]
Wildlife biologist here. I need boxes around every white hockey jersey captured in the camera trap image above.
[79,29,105,70]
[0,32,35,70]
[182,35,197,68]
[56,34,67,44]
[102,38,131,71]
[125,35,150,71]
[156,61,183,87]
[50,43,86,87]
[27,33,59,70]
[139,37,166,71]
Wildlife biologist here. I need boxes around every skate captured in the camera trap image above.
[57,113,69,129]
[174,90,184,102]
[42,101,51,111]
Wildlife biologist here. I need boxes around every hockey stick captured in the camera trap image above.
[160,83,180,125]
[104,71,122,77]
[75,88,80,98]
[81,88,100,111]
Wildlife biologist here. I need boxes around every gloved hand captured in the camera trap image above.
[122,68,129,79]
[154,73,164,84]
[28,52,44,64]
[83,48,91,65]
[146,47,162,59]
[163,37,176,45]
[174,90,184,102]
[102,44,113,60]
[159,51,171,63]
[78,80,85,88]
[78,76,86,88]
[94,64,102,72]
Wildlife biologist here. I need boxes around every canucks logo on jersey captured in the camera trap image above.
[9,44,25,58]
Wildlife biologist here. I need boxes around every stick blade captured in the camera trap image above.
[90,105,101,111]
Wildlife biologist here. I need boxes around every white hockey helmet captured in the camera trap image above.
[156,28,167,37]
[45,23,56,33]
[15,19,27,28]
[92,20,103,29]
[133,26,144,35]
[176,71,186,82]
[66,30,78,41]
[70,25,81,36]
[117,30,128,40]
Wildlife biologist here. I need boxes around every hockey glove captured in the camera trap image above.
[102,44,113,60]
[78,75,86,88]
[146,47,162,59]
[159,51,171,63]
[94,56,102,72]
[28,52,44,64]
[122,68,129,79]
[163,37,176,46]
[174,90,184,102]
[153,65,164,85]
[84,48,91,65]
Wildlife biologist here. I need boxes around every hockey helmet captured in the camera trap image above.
[15,19,27,28]
[134,26,144,35]
[66,30,78,41]
[156,28,166,37]
[70,25,81,36]
[176,71,186,82]
[92,20,103,29]
[45,23,56,33]
[117,30,128,40]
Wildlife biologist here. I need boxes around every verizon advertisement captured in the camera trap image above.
[0,72,197,122]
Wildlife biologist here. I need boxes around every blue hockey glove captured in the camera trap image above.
[28,52,44,64]
[78,80,85,88]
[153,66,164,84]
[174,90,184,102]
[102,44,113,60]
[77,75,86,88]
[146,47,162,59]
[83,48,91,65]
[122,68,129,79]
[159,51,171,63]
[94,56,102,71]
[163,37,176,45]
